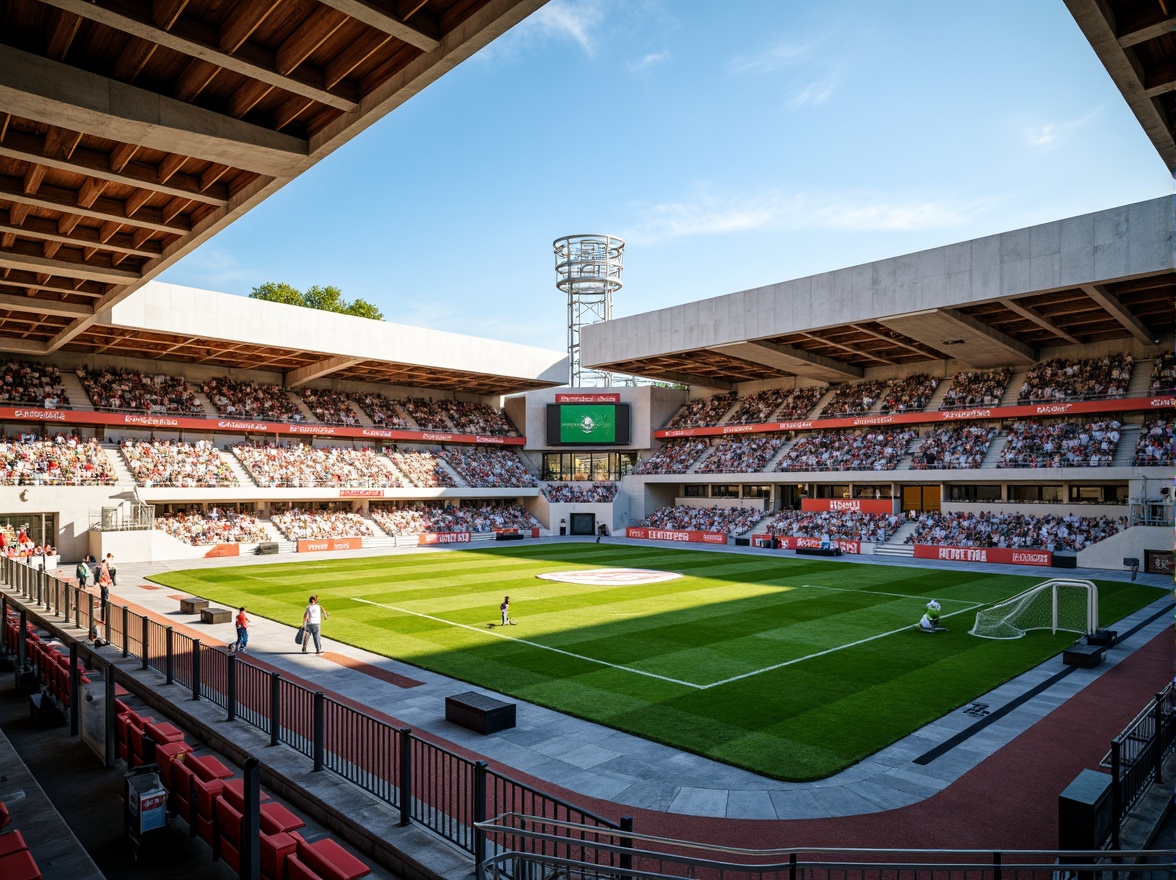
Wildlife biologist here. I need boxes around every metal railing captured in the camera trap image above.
[1102,683,1176,848]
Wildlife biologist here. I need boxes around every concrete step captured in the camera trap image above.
[1128,358,1155,397]
[57,369,91,409]
[190,389,219,416]
[979,431,1009,468]
[99,441,133,486]
[1000,369,1029,406]
[874,544,915,557]
[223,448,259,486]
[1111,426,1140,466]
[923,377,953,411]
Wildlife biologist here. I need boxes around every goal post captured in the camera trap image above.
[969,579,1099,640]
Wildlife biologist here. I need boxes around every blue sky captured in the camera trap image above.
[159,0,1172,353]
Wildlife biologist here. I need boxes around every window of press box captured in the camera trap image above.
[814,484,851,499]
[711,485,740,498]
[1069,484,1128,504]
[742,485,771,498]
[683,485,709,497]
[853,485,893,499]
[948,485,1003,502]
[1007,484,1063,503]
[541,452,638,481]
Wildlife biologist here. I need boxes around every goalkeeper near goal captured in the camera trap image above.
[919,599,948,633]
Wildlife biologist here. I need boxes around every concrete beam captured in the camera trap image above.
[879,308,1036,368]
[1080,284,1157,344]
[285,355,366,388]
[712,340,862,382]
[0,295,93,319]
[316,0,440,51]
[0,251,140,284]
[627,368,731,392]
[1117,10,1175,48]
[998,297,1080,345]
[0,45,309,177]
[0,338,49,355]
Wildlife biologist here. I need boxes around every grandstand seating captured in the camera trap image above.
[156,511,270,546]
[271,509,374,541]
[350,392,408,428]
[1134,418,1173,465]
[233,444,402,488]
[437,446,537,487]
[0,360,69,408]
[819,379,890,417]
[1150,353,1176,394]
[368,502,538,535]
[635,439,709,474]
[298,388,360,426]
[542,482,618,502]
[1016,354,1133,403]
[997,419,1121,468]
[905,510,1127,551]
[664,392,736,429]
[939,367,1012,409]
[640,505,763,534]
[762,510,901,543]
[879,373,938,413]
[385,450,458,487]
[121,439,237,487]
[0,436,116,486]
[695,435,784,473]
[775,428,917,472]
[203,377,306,421]
[909,426,997,469]
[77,366,201,414]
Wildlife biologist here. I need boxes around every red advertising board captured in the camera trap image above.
[491,528,542,538]
[0,406,526,445]
[204,544,240,558]
[654,395,1176,439]
[297,537,364,553]
[339,489,385,497]
[625,527,727,544]
[419,532,472,545]
[556,393,621,403]
[750,535,862,554]
[800,498,894,515]
[912,544,1053,566]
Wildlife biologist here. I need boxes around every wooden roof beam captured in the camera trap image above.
[0,338,50,355]
[1117,7,1175,48]
[998,297,1080,344]
[0,209,161,259]
[316,0,440,52]
[285,355,366,388]
[848,323,944,359]
[0,45,309,177]
[38,0,358,112]
[799,332,897,364]
[1080,284,1157,344]
[0,250,140,284]
[0,174,188,236]
[0,294,93,319]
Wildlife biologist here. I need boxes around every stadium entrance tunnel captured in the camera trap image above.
[569,513,596,535]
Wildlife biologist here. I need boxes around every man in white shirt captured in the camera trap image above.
[303,595,329,654]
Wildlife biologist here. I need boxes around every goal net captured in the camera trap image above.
[969,579,1099,639]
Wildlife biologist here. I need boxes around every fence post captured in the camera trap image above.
[1110,739,1122,850]
[226,654,237,721]
[1154,692,1165,785]
[619,816,633,873]
[192,642,201,700]
[789,853,797,880]
[165,627,174,685]
[63,583,70,623]
[243,757,261,880]
[398,728,412,826]
[121,605,129,657]
[36,568,43,607]
[17,608,27,668]
[473,761,487,875]
[104,666,117,768]
[270,672,281,747]
[75,584,82,629]
[992,850,1001,880]
[68,641,79,737]
[313,692,325,772]
[140,616,149,670]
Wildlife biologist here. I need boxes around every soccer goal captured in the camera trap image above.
[969,578,1099,639]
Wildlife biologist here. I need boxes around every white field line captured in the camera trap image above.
[349,597,705,689]
[351,595,985,691]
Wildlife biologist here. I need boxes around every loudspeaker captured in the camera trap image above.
[1123,557,1139,567]
[257,542,279,555]
[1086,629,1117,647]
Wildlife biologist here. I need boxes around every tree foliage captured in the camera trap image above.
[249,282,384,321]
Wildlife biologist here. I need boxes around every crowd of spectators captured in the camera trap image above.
[0,526,54,560]
[696,435,784,473]
[352,392,408,428]
[664,392,736,429]
[402,397,455,431]
[775,428,917,472]
[0,435,116,485]
[909,426,997,470]
[940,368,1012,409]
[640,504,764,535]
[1017,355,1134,403]
[369,502,538,535]
[1133,419,1173,465]
[203,377,306,421]
[542,482,618,502]
[821,380,891,416]
[437,446,537,487]
[233,443,402,487]
[298,388,359,426]
[121,439,237,487]
[634,439,709,474]
[880,374,938,413]
[1151,353,1176,395]
[156,510,269,546]
[904,510,1126,552]
[434,399,517,435]
[777,386,825,419]
[763,510,901,543]
[0,361,69,408]
[998,419,1121,468]
[726,389,793,424]
[386,450,459,487]
[78,367,201,414]
[271,507,374,541]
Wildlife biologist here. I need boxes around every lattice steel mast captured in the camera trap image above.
[553,234,624,387]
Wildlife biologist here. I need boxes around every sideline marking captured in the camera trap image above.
[352,595,985,690]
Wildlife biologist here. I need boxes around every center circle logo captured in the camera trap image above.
[537,568,682,586]
[579,416,596,433]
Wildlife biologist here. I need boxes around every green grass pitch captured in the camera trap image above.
[149,543,1163,781]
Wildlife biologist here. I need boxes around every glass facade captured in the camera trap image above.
[542,451,638,481]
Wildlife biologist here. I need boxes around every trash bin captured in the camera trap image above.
[125,764,167,857]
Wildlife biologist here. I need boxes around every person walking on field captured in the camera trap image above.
[230,606,249,653]
[500,595,514,626]
[302,595,328,654]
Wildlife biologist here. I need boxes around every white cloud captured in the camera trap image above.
[629,50,670,72]
[624,188,996,243]
[728,40,814,76]
[511,0,607,57]
[785,77,837,109]
[1023,109,1101,150]
[161,248,255,288]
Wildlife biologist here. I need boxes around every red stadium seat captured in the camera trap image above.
[0,830,25,857]
[0,848,40,880]
[286,833,370,880]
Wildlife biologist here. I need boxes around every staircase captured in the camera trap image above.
[805,387,839,419]
[999,369,1029,406]
[763,436,799,472]
[1111,425,1140,466]
[99,441,133,486]
[899,436,926,469]
[58,370,90,409]
[1128,358,1155,397]
[258,519,295,552]
[347,402,373,426]
[222,449,259,487]
[873,520,919,557]
[923,377,953,411]
[286,392,317,423]
[191,389,219,416]
[978,431,1009,468]
[686,444,718,473]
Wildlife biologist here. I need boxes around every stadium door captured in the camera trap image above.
[901,485,940,513]
[569,513,596,535]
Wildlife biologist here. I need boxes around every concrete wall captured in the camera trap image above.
[1076,526,1172,570]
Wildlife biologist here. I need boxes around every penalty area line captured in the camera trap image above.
[349,597,705,690]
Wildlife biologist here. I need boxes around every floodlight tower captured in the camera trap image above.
[554,234,624,387]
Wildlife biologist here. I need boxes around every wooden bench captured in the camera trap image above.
[445,691,515,734]
[1063,643,1104,668]
[200,607,231,625]
[179,597,209,614]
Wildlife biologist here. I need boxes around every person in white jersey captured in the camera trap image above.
[303,595,329,654]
